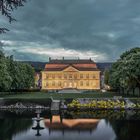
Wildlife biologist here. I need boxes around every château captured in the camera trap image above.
[41,58,100,91]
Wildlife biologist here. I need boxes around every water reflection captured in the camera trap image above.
[0,118,32,140]
[110,120,140,140]
[44,115,100,135]
[32,110,44,136]
[0,109,140,140]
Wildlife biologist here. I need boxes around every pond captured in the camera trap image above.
[0,109,140,140]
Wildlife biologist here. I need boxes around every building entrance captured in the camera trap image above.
[64,81,77,89]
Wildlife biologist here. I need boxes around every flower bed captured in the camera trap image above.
[67,99,140,110]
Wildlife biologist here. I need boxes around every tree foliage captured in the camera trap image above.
[0,118,32,140]
[109,47,140,93]
[104,69,110,85]
[0,50,35,91]
[0,0,26,33]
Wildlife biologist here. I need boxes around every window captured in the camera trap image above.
[86,74,89,78]
[46,74,49,79]
[86,81,89,86]
[93,74,96,79]
[64,74,67,79]
[80,81,83,86]
[46,82,49,87]
[80,74,83,78]
[93,82,96,86]
[74,74,77,79]
[52,81,55,86]
[52,74,55,79]
[58,81,61,86]
[58,74,62,79]
[69,74,72,79]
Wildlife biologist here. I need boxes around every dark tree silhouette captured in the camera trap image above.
[0,0,26,33]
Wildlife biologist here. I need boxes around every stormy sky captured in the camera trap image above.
[0,0,140,62]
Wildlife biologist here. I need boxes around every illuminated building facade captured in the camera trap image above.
[41,58,100,91]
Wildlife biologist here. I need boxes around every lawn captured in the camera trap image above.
[0,91,121,100]
[0,91,140,100]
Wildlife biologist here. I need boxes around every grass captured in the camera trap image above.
[0,91,140,100]
[0,91,124,100]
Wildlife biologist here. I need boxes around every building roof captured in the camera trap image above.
[44,116,100,130]
[44,67,99,71]
[48,59,95,64]
[44,58,100,71]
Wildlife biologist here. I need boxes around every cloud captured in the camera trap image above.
[1,0,140,61]
[3,41,107,62]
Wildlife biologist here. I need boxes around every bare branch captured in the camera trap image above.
[0,27,9,33]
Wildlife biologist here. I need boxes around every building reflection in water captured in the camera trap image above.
[32,110,100,136]
[44,115,100,135]
[1,110,140,140]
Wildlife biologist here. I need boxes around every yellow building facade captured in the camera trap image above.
[41,59,100,91]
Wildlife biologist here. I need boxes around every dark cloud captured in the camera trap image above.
[1,0,140,61]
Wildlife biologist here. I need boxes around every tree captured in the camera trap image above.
[104,69,110,85]
[0,118,32,140]
[109,47,140,95]
[0,50,35,91]
[0,41,4,52]
[24,63,35,88]
[0,0,26,33]
[0,52,12,91]
[109,61,121,90]
[109,120,140,140]
[9,60,35,90]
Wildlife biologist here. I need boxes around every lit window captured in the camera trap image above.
[69,74,72,79]
[58,74,62,79]
[86,81,89,86]
[93,75,96,79]
[52,81,55,86]
[74,74,77,79]
[86,74,89,78]
[58,81,61,86]
[64,74,67,79]
[46,82,49,87]
[80,74,83,78]
[46,74,49,79]
[52,74,55,79]
[93,82,96,86]
[80,81,83,86]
